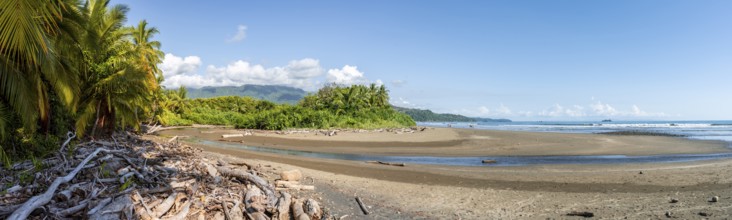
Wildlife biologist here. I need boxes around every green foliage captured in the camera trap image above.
[119,177,133,191]
[0,0,165,162]
[157,84,416,130]
[392,106,476,122]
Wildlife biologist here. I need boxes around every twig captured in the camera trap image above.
[355,197,369,215]
[87,197,113,215]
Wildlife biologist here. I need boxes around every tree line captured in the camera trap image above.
[157,84,416,130]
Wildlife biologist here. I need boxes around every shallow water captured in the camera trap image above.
[420,120,732,141]
[195,139,732,167]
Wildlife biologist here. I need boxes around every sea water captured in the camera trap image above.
[418,120,732,142]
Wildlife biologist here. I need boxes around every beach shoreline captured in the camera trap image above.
[159,127,730,157]
[152,127,732,218]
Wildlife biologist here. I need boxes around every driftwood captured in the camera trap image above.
[216,166,277,207]
[366,161,405,167]
[7,147,122,220]
[222,134,244,138]
[1,132,327,220]
[152,192,178,217]
[566,211,594,217]
[292,199,310,220]
[274,192,292,220]
[355,197,369,215]
[275,181,315,191]
[481,160,497,164]
[304,199,321,219]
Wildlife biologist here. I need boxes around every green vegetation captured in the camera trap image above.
[0,0,413,164]
[185,85,308,104]
[158,84,416,130]
[393,106,475,122]
[0,0,164,161]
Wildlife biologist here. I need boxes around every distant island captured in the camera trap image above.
[393,106,511,122]
[183,85,308,104]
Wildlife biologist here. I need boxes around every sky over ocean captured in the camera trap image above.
[117,0,732,120]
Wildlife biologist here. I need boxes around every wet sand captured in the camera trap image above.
[156,127,732,219]
[160,127,729,156]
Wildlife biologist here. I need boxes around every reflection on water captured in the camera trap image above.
[196,139,732,167]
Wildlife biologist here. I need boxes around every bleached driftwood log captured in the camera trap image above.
[292,199,310,220]
[216,166,277,207]
[274,192,292,220]
[7,148,123,220]
[222,134,244,138]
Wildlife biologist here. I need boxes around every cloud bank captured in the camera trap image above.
[160,53,381,90]
[457,101,667,119]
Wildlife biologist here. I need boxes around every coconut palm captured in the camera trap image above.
[74,0,162,137]
[0,0,81,134]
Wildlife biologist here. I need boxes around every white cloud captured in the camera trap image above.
[160,54,324,89]
[375,79,384,86]
[228,25,247,42]
[326,65,370,85]
[391,80,406,87]
[160,53,201,77]
[496,104,512,115]
[478,106,490,115]
[590,101,619,116]
[392,97,421,108]
[539,104,586,117]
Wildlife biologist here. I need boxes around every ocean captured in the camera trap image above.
[418,120,732,142]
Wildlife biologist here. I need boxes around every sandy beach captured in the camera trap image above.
[156,127,732,219]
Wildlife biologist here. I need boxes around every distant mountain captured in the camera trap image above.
[393,106,511,122]
[184,85,308,104]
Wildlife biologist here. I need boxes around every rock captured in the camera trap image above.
[670,198,679,203]
[711,196,719,202]
[639,171,643,174]
[665,211,672,218]
[280,169,303,181]
[698,211,711,217]
[481,160,497,164]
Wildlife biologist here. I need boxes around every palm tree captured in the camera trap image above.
[0,0,81,134]
[74,0,162,137]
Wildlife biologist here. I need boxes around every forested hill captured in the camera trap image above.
[184,85,308,104]
[393,106,512,122]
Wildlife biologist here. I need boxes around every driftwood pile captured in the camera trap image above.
[272,127,430,136]
[0,132,328,220]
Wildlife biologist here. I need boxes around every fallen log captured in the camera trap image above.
[355,197,369,215]
[216,166,277,207]
[222,134,244,138]
[7,148,123,220]
[274,192,292,220]
[566,211,594,217]
[275,181,315,191]
[366,161,405,167]
[481,160,497,164]
[292,199,310,220]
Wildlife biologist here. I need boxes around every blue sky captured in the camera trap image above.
[118,0,732,120]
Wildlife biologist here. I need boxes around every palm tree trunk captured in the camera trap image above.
[90,101,102,137]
